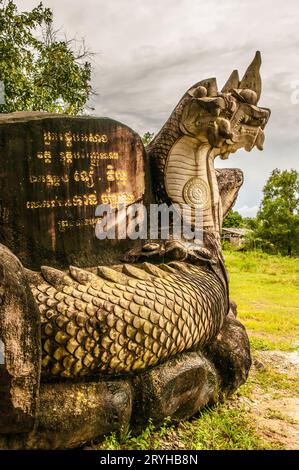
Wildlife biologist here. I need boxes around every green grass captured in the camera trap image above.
[99,420,167,451]
[98,406,277,450]
[178,405,277,450]
[250,366,299,396]
[265,409,298,425]
[224,250,299,351]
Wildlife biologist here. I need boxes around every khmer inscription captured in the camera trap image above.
[0,115,146,268]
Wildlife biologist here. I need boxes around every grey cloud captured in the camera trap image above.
[15,0,299,215]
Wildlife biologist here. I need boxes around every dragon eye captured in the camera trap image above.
[193,86,207,98]
[239,89,258,105]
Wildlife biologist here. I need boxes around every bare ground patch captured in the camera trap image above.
[236,350,299,450]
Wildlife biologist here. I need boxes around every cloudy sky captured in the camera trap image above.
[16,0,299,216]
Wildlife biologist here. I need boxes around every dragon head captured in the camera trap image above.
[147,51,271,257]
[180,51,270,158]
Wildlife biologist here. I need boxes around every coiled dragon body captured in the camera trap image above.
[30,258,227,379]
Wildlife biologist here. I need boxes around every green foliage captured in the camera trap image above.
[252,367,299,396]
[141,131,154,146]
[223,209,244,228]
[221,239,234,251]
[265,409,297,424]
[178,405,273,450]
[100,418,173,450]
[249,169,299,256]
[243,216,258,230]
[97,405,274,450]
[0,0,92,114]
[100,432,122,451]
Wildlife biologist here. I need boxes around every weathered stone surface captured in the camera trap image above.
[0,323,251,448]
[0,379,132,449]
[0,244,40,434]
[216,168,244,218]
[132,352,218,427]
[0,112,147,270]
[204,315,252,397]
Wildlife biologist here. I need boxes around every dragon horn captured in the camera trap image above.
[239,51,262,102]
[188,77,218,97]
[221,69,240,92]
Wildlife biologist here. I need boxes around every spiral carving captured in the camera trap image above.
[183,177,209,209]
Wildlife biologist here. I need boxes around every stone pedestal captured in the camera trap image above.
[132,352,217,429]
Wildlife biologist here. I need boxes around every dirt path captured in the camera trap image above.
[238,350,299,450]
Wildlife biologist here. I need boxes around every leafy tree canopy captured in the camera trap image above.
[141,132,154,146]
[0,0,93,114]
[253,169,299,256]
[223,210,244,228]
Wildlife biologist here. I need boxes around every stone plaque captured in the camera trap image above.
[0,113,147,269]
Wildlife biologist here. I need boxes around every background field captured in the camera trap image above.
[92,251,299,450]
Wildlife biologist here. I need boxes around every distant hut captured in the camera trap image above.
[221,228,250,247]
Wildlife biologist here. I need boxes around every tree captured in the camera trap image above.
[0,0,93,114]
[254,169,299,256]
[223,209,243,228]
[242,217,257,230]
[141,132,154,146]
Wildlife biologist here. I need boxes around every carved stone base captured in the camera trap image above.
[0,380,133,450]
[132,352,218,430]
[204,312,252,398]
[0,315,251,449]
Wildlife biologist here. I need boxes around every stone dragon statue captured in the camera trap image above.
[25,51,269,379]
[0,51,270,448]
